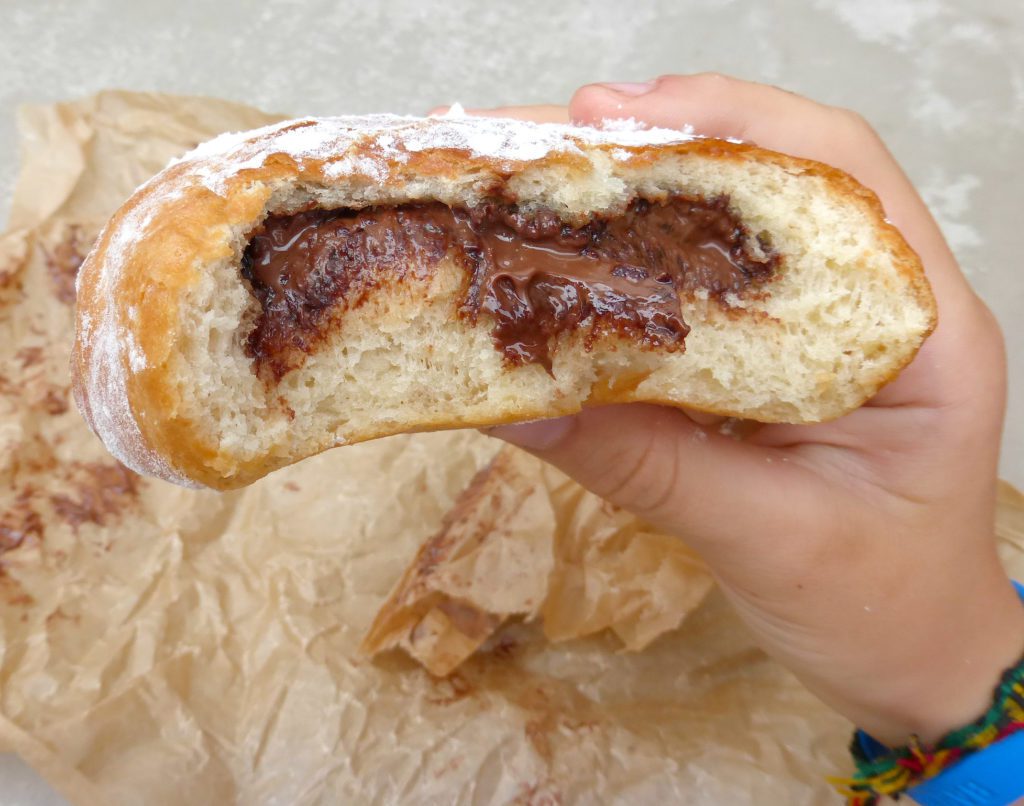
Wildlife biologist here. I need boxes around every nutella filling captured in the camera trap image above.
[241,196,778,380]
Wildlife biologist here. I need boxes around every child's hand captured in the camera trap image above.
[470,74,1024,746]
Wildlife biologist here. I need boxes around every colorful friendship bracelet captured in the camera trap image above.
[832,580,1024,805]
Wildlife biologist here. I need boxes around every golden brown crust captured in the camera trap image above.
[71,115,936,490]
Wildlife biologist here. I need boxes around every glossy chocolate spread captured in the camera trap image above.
[241,196,777,379]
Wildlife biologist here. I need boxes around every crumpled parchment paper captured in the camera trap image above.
[1,90,1022,806]
[362,446,714,676]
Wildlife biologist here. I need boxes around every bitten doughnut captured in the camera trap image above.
[71,113,936,490]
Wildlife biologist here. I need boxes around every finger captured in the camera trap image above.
[484,404,818,547]
[428,104,570,124]
[571,74,889,190]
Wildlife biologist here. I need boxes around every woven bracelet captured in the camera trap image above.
[830,651,1024,805]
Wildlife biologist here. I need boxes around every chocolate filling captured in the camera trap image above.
[241,196,778,380]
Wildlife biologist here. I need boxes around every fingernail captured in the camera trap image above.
[601,81,657,97]
[484,416,575,450]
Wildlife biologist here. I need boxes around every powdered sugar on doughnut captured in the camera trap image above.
[75,176,199,488]
[169,113,701,196]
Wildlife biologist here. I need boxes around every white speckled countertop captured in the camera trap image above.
[1,1,1021,802]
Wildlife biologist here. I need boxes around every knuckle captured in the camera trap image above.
[678,71,739,98]
[973,298,1006,358]
[834,106,878,138]
[570,81,616,109]
[589,450,652,505]
[690,71,736,87]
[589,429,682,521]
[570,84,599,98]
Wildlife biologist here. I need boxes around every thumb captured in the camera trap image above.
[485,404,810,547]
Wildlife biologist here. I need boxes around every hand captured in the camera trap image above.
[461,75,1024,746]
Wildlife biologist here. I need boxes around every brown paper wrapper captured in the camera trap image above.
[1,91,1022,805]
[362,447,713,676]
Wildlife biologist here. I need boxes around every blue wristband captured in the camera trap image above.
[856,580,1024,806]
[907,730,1024,805]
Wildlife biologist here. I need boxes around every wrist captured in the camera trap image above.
[837,571,1024,746]
[839,584,1024,806]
